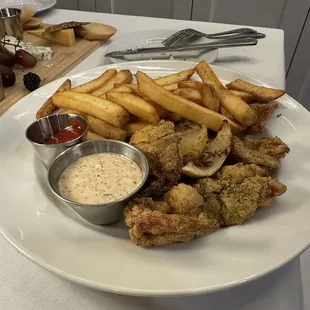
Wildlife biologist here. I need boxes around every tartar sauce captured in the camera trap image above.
[58,153,142,204]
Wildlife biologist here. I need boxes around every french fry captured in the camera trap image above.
[163,82,179,91]
[178,80,203,91]
[86,115,127,140]
[136,71,242,133]
[122,87,170,117]
[230,90,253,103]
[126,121,150,137]
[120,81,183,95]
[52,91,130,128]
[221,107,234,120]
[216,89,257,126]
[129,114,139,122]
[151,102,169,118]
[201,84,220,112]
[179,88,203,105]
[195,60,225,91]
[110,84,133,93]
[106,91,160,124]
[173,89,181,96]
[122,82,180,94]
[155,69,195,86]
[226,79,285,102]
[92,70,133,97]
[60,108,86,117]
[120,83,140,94]
[72,69,117,94]
[36,79,71,119]
[82,130,105,141]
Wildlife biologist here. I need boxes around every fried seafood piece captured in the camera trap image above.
[246,102,278,135]
[128,231,200,247]
[138,142,183,197]
[216,163,269,186]
[130,120,175,145]
[164,183,204,216]
[130,120,183,196]
[131,120,208,164]
[124,199,219,247]
[175,120,201,132]
[194,178,224,225]
[176,124,208,164]
[181,120,232,178]
[134,123,207,164]
[231,136,289,169]
[220,176,286,225]
[194,163,287,225]
[130,120,208,196]
[126,197,171,214]
[243,137,290,159]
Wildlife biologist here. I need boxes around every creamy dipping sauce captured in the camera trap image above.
[58,153,142,204]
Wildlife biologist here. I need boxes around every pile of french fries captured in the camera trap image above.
[35,60,285,141]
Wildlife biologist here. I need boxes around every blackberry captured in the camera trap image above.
[23,72,41,91]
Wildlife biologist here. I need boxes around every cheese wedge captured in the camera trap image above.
[27,28,76,46]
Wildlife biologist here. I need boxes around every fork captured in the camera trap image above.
[162,28,264,47]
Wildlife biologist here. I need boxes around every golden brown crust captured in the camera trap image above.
[124,202,219,247]
[43,21,89,34]
[231,136,290,168]
[246,102,278,135]
[195,163,287,225]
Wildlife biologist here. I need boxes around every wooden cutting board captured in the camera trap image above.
[0,30,101,116]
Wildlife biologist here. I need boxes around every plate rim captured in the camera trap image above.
[0,60,308,297]
[0,0,57,12]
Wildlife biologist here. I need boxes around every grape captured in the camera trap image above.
[0,50,16,67]
[0,64,16,87]
[15,49,37,68]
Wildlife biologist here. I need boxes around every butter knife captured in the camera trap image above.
[105,37,258,61]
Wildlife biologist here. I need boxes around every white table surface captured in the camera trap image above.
[0,9,309,310]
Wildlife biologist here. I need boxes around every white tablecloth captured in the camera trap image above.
[1,9,309,310]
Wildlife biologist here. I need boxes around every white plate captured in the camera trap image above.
[106,30,218,64]
[0,0,56,12]
[0,60,309,297]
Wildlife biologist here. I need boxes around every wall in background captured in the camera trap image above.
[55,0,192,19]
[54,0,310,108]
[286,9,310,109]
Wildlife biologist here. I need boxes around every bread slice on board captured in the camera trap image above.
[74,23,117,41]
[23,17,42,30]
[20,7,35,25]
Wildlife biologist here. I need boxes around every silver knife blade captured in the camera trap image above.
[105,38,258,60]
[106,48,216,61]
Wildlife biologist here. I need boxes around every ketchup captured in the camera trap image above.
[44,119,85,145]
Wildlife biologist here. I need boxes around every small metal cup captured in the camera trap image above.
[0,73,4,102]
[0,8,23,40]
[48,140,149,225]
[0,17,5,39]
[25,114,88,169]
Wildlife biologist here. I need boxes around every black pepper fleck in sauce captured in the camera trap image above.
[58,153,142,204]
